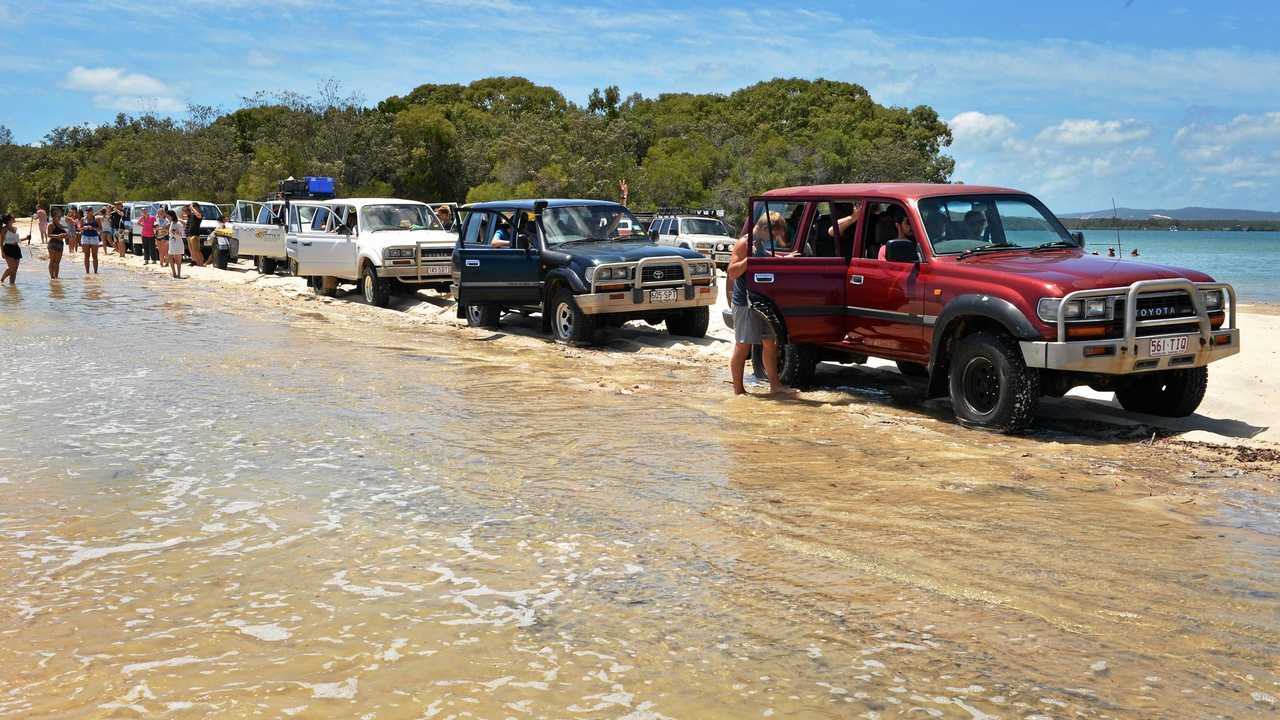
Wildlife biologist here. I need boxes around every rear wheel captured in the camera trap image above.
[360,264,391,307]
[550,288,596,345]
[748,305,816,386]
[947,332,1040,433]
[1114,367,1208,417]
[666,306,710,338]
[256,256,278,275]
[464,303,501,329]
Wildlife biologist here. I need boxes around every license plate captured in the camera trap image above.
[423,265,451,276]
[649,288,678,303]
[1149,336,1190,357]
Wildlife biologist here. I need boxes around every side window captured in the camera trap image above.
[802,201,860,258]
[859,201,913,260]
[748,200,806,254]
[257,205,272,224]
[670,218,680,235]
[310,207,330,232]
[462,211,502,246]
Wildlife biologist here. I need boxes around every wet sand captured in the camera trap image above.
[1,232,1278,718]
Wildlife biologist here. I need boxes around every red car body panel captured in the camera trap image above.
[744,184,1221,364]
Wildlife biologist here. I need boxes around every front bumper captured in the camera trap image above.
[381,260,452,283]
[1020,329,1239,373]
[580,256,717,316]
[1022,279,1240,374]
[577,284,717,315]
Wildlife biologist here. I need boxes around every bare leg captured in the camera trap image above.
[759,339,791,394]
[1,257,15,283]
[49,250,62,278]
[83,246,90,273]
[731,342,751,395]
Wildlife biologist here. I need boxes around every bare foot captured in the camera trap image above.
[768,386,798,396]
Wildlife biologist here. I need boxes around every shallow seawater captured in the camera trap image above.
[0,268,1277,718]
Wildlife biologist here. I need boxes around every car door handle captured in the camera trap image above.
[850,275,864,285]
[753,273,774,283]
[300,241,312,246]
[465,259,480,267]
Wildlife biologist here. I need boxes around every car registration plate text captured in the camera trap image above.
[649,288,678,303]
[423,265,451,276]
[1149,336,1190,357]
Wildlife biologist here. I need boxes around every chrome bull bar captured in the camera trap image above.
[1054,278,1235,348]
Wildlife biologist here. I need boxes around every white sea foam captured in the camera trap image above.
[228,620,291,641]
[57,537,187,570]
[308,678,358,699]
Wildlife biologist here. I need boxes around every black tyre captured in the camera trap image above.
[747,305,815,386]
[289,259,299,277]
[948,332,1041,433]
[896,361,929,378]
[313,276,337,298]
[360,264,391,307]
[1114,367,1208,417]
[666,306,710,338]
[550,288,596,344]
[464,303,501,329]
[256,256,278,275]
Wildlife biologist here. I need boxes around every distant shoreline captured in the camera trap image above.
[1063,221,1280,232]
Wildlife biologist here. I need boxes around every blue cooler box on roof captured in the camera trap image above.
[305,176,335,196]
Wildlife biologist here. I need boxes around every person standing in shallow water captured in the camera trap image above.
[1,215,27,284]
[80,209,102,274]
[34,206,47,246]
[46,208,67,278]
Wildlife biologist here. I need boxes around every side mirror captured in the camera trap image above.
[649,228,660,241]
[1071,231,1085,246]
[884,239,921,264]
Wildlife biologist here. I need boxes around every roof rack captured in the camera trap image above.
[654,207,725,218]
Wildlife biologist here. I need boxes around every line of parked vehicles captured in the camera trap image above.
[62,179,1241,433]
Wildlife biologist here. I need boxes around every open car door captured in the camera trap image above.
[743,196,851,344]
[453,208,542,306]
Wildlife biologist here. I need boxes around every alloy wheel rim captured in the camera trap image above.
[555,302,573,338]
[364,275,374,302]
[962,357,1000,416]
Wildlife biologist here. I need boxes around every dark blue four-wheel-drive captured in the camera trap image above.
[451,199,718,344]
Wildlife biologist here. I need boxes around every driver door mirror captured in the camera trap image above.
[884,239,921,264]
[1071,231,1085,245]
[649,228,660,241]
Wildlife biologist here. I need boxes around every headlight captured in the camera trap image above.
[690,262,710,275]
[1037,297,1080,323]
[1199,289,1224,311]
[383,247,414,259]
[1084,298,1109,319]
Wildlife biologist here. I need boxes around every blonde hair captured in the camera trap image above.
[752,210,786,240]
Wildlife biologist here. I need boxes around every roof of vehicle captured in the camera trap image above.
[760,183,1028,200]
[322,198,427,208]
[463,199,625,211]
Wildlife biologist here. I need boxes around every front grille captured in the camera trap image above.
[1136,322,1200,338]
[421,248,452,259]
[641,264,684,283]
[1117,291,1196,321]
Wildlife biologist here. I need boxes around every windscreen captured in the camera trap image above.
[919,195,1075,255]
[359,204,441,232]
[541,204,644,246]
[680,218,728,236]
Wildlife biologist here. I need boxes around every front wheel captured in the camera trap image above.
[948,332,1041,434]
[464,303,501,329]
[550,288,596,345]
[1114,367,1208,417]
[666,306,710,338]
[360,265,391,307]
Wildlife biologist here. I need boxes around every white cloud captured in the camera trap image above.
[63,66,183,115]
[950,111,1018,148]
[1036,119,1151,146]
[65,66,171,97]
[1174,112,1280,179]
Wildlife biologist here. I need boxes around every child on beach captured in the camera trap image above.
[166,209,186,278]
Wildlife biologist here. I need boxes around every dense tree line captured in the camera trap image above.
[0,76,954,223]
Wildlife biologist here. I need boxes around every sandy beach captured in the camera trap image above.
[10,217,1278,447]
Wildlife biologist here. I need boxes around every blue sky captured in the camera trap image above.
[4,0,1278,212]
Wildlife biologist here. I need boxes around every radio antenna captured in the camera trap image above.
[1112,197,1123,256]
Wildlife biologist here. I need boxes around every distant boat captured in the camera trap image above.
[1169,226,1179,232]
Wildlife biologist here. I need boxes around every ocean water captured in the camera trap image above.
[1076,230,1280,304]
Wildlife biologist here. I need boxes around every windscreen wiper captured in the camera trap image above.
[957,242,1020,260]
[1029,240,1079,253]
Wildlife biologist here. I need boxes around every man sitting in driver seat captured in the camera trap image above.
[877,206,916,260]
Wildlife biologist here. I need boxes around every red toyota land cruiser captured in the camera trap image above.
[728,184,1240,433]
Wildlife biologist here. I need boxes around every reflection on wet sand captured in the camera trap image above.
[0,262,1277,718]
